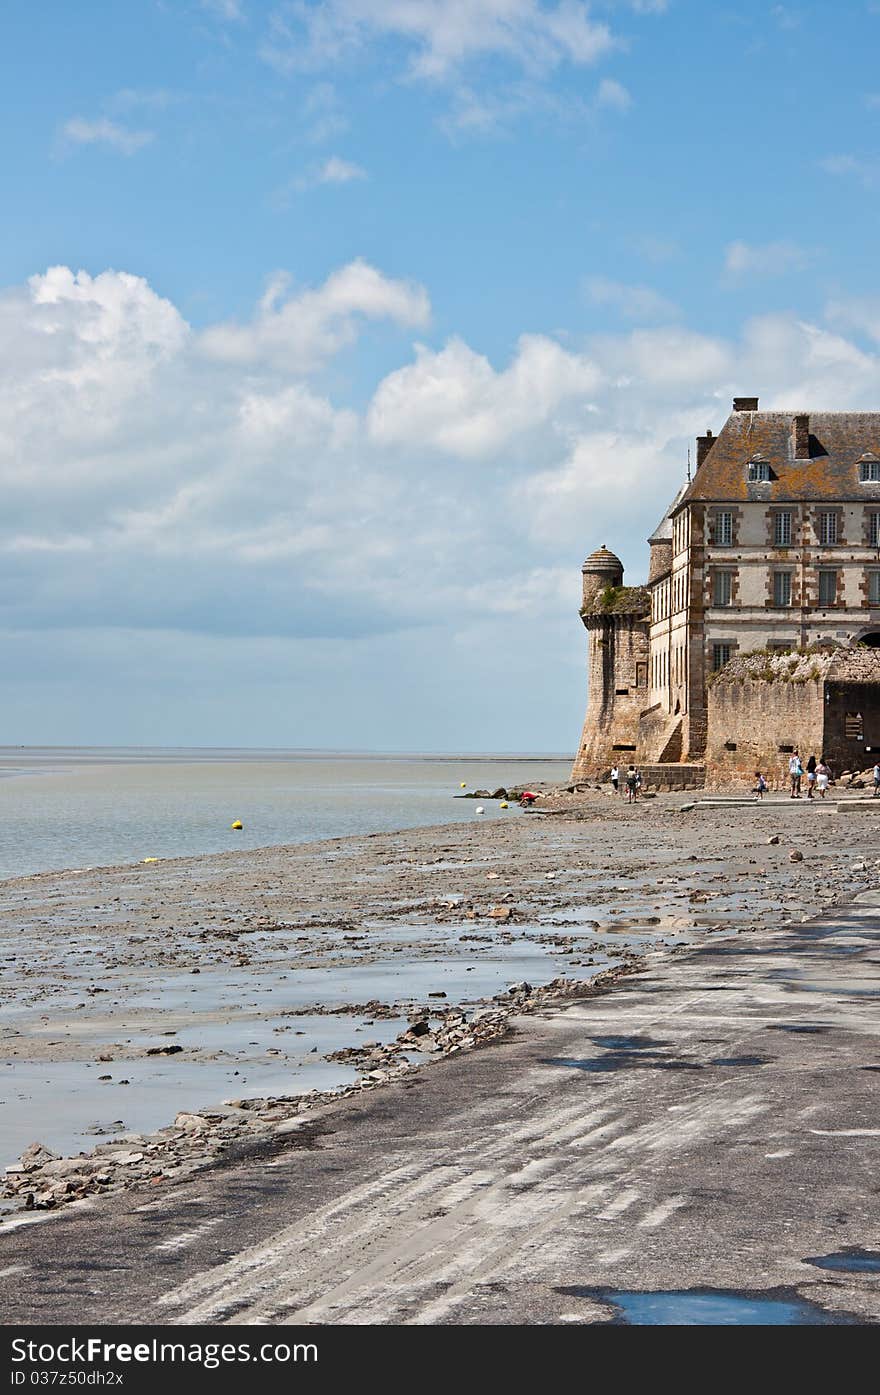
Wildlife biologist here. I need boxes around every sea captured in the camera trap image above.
[0,748,572,881]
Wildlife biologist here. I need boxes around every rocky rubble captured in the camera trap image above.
[1,963,639,1216]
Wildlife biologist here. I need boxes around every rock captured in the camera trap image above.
[851,861,868,873]
[789,850,804,862]
[488,905,513,921]
[508,981,532,996]
[767,835,780,845]
[16,1143,59,1171]
[679,802,695,813]
[406,1020,431,1037]
[490,788,507,800]
[174,1113,210,1132]
[428,990,447,998]
[146,1044,183,1056]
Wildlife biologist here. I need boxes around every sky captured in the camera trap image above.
[1,0,879,751]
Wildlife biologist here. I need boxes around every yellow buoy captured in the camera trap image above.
[231,820,243,830]
[460,782,467,788]
[143,857,159,864]
[500,801,509,809]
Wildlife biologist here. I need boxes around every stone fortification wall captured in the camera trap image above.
[705,651,827,788]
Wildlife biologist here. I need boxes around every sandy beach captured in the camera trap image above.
[2,787,878,1219]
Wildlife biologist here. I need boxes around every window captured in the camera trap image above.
[748,460,771,482]
[818,569,837,606]
[773,511,792,547]
[714,511,733,547]
[845,712,864,741]
[713,571,733,606]
[818,511,838,546]
[773,571,792,607]
[636,662,647,689]
[869,572,880,606]
[859,459,880,482]
[870,512,880,548]
[713,644,731,672]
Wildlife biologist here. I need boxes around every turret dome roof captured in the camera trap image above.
[582,544,623,570]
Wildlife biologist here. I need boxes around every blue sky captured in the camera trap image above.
[1,0,879,749]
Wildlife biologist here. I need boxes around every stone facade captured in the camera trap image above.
[572,399,880,784]
[706,648,880,787]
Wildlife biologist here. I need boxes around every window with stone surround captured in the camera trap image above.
[773,571,792,607]
[818,569,838,606]
[859,459,880,482]
[818,511,838,546]
[714,510,733,547]
[747,460,771,482]
[712,643,732,671]
[869,571,880,606]
[713,570,733,607]
[773,510,792,547]
[870,511,880,548]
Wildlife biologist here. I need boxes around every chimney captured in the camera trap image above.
[696,429,715,470]
[793,413,810,458]
[733,396,759,412]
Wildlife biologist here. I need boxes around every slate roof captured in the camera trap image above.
[648,482,687,543]
[678,410,880,506]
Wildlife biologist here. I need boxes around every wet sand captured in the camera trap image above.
[2,790,877,1216]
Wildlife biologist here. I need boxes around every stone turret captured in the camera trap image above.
[581,545,624,610]
[571,547,650,782]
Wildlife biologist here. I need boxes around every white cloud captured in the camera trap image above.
[199,259,430,370]
[819,153,880,188]
[261,0,618,81]
[824,296,880,345]
[201,0,245,18]
[595,77,631,111]
[60,117,154,155]
[586,276,677,319]
[367,334,601,457]
[723,239,813,277]
[317,155,367,182]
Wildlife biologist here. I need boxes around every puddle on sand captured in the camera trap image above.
[710,1056,769,1067]
[558,1287,857,1325]
[805,1249,880,1274]
[765,1024,830,1034]
[590,1035,666,1051]
[545,1055,703,1074]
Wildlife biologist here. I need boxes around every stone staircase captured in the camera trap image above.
[658,720,683,764]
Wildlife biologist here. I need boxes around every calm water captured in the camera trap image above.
[0,748,571,880]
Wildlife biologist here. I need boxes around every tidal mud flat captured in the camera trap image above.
[2,791,877,1219]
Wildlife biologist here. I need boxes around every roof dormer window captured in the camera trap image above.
[747,458,771,482]
[858,454,880,482]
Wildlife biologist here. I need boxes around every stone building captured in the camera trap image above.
[571,397,880,787]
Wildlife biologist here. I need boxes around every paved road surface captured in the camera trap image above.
[2,895,880,1325]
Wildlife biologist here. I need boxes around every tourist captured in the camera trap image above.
[610,763,620,795]
[805,754,817,800]
[752,771,767,800]
[873,762,880,799]
[634,768,643,799]
[625,765,638,803]
[788,751,802,799]
[816,759,831,799]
